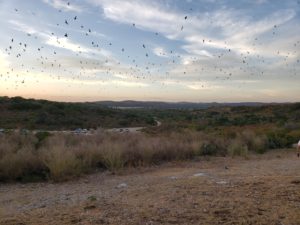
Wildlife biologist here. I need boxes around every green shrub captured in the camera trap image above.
[200,143,218,156]
[9,102,42,110]
[198,138,227,156]
[35,131,51,149]
[266,131,295,149]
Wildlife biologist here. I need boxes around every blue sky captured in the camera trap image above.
[0,0,299,102]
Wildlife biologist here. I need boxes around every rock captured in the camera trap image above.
[116,183,128,188]
[291,180,300,184]
[193,173,205,177]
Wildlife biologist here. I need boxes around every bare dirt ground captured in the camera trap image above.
[0,150,299,225]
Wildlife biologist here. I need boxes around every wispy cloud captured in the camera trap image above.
[46,36,90,53]
[87,0,181,35]
[42,0,83,12]
[87,0,296,59]
[8,19,113,59]
[185,82,220,91]
[9,20,43,36]
[152,47,169,58]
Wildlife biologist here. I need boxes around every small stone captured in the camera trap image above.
[116,183,128,188]
[193,173,205,177]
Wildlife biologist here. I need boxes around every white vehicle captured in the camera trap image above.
[73,128,88,135]
[73,128,83,134]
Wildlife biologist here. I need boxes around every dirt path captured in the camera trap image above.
[0,150,299,225]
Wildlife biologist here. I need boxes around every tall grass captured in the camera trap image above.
[0,128,288,182]
[227,139,248,157]
[0,131,204,181]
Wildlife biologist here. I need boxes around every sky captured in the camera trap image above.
[0,0,299,102]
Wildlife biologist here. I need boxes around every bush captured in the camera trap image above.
[239,130,268,153]
[200,142,218,156]
[199,138,227,156]
[251,136,268,154]
[35,131,51,149]
[145,116,156,126]
[0,145,46,182]
[101,143,125,172]
[41,147,83,181]
[227,139,248,157]
[9,101,42,111]
[266,131,295,149]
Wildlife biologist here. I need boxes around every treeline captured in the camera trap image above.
[1,96,300,132]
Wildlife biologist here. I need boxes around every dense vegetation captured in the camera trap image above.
[0,96,299,182]
[0,96,156,130]
[1,96,299,131]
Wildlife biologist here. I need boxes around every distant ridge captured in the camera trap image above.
[95,100,276,109]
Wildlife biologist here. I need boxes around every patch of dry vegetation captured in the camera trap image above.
[0,132,199,181]
[0,129,294,182]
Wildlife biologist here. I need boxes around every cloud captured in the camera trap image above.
[152,47,169,58]
[87,0,296,59]
[254,0,269,4]
[181,48,213,60]
[87,0,182,35]
[161,79,220,91]
[110,80,148,87]
[42,0,83,12]
[9,20,44,36]
[46,36,90,53]
[185,82,219,90]
[9,19,113,59]
[49,75,149,87]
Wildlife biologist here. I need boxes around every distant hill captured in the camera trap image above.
[1,96,299,131]
[96,100,271,109]
[0,96,156,130]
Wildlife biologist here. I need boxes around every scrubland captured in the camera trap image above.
[0,127,297,182]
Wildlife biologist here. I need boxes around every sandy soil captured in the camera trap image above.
[0,150,299,225]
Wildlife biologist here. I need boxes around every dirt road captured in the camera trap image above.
[0,150,299,225]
